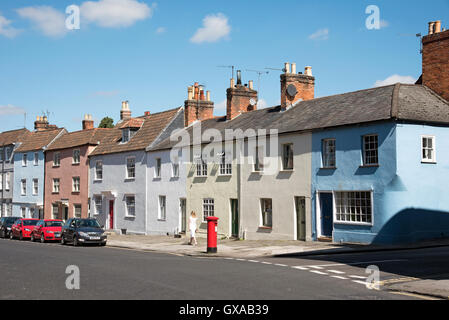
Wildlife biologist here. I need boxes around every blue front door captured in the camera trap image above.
[320,193,333,238]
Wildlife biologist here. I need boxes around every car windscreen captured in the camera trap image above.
[5,218,18,224]
[44,221,63,227]
[22,220,39,226]
[77,220,101,228]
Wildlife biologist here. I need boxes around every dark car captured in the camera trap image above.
[0,217,21,239]
[61,218,107,246]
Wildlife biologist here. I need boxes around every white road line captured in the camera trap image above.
[328,270,346,274]
[330,276,349,280]
[309,266,324,270]
[310,270,328,275]
[352,280,368,286]
[350,275,368,279]
[236,259,246,261]
[302,259,406,269]
[224,258,234,260]
[261,262,273,265]
[292,266,309,270]
[274,264,288,267]
[248,260,259,263]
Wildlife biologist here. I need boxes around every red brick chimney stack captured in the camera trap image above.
[120,101,132,121]
[226,70,258,121]
[82,114,94,130]
[34,116,57,131]
[184,82,214,127]
[280,62,315,111]
[422,20,449,101]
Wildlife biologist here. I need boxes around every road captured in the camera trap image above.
[1,238,447,300]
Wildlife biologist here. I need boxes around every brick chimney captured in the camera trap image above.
[120,101,132,121]
[226,70,258,121]
[184,82,214,127]
[34,116,57,131]
[422,20,449,101]
[82,114,94,130]
[281,62,315,111]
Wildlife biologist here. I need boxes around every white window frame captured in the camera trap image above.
[334,191,374,226]
[0,148,3,162]
[5,173,10,190]
[95,161,103,181]
[158,196,166,221]
[32,179,38,196]
[202,198,214,222]
[126,157,136,179]
[52,204,59,220]
[53,178,60,193]
[421,135,436,163]
[282,143,294,171]
[34,152,39,166]
[94,196,102,215]
[219,152,232,176]
[73,204,82,218]
[322,139,336,168]
[260,198,273,228]
[21,207,26,218]
[362,134,379,166]
[53,152,60,167]
[72,149,80,164]
[125,195,136,217]
[5,147,11,162]
[22,154,27,167]
[122,129,130,143]
[196,158,208,177]
[72,177,80,192]
[155,158,161,178]
[21,179,26,196]
[0,174,2,191]
[172,161,179,178]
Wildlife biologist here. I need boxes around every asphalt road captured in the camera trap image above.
[2,238,446,300]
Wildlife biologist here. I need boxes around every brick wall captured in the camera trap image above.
[226,86,258,120]
[281,74,315,110]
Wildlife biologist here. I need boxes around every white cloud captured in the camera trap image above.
[155,26,166,34]
[374,74,416,87]
[190,13,231,44]
[81,0,154,28]
[308,28,329,41]
[0,13,21,38]
[17,6,67,37]
[0,105,26,116]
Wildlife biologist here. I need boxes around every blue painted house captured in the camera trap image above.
[12,123,66,218]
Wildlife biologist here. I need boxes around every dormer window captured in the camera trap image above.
[122,128,138,143]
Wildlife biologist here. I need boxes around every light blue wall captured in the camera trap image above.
[311,122,398,244]
[312,121,449,244]
[12,150,45,217]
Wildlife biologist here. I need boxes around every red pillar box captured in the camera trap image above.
[206,216,219,254]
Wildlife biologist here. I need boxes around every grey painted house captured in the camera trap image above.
[88,103,182,235]
[0,128,30,217]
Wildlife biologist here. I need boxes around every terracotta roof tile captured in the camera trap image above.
[0,128,30,147]
[89,107,181,156]
[45,128,113,151]
[15,128,66,152]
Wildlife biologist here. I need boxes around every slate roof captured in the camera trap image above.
[45,128,113,151]
[0,128,30,147]
[150,84,449,151]
[15,128,66,153]
[89,107,182,156]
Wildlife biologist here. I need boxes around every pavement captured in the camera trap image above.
[105,233,449,299]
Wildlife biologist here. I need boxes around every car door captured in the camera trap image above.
[62,219,71,241]
[68,219,77,241]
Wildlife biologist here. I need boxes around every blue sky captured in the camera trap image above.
[1,0,448,132]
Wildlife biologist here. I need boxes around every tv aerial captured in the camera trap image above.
[217,65,236,79]
[246,69,269,92]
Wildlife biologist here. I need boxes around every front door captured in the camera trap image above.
[231,199,239,238]
[63,206,69,221]
[109,200,114,230]
[180,199,186,233]
[320,193,334,238]
[295,197,306,241]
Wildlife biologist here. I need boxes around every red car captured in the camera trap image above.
[31,219,64,243]
[10,219,39,240]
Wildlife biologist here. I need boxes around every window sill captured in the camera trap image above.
[218,174,232,177]
[72,163,80,166]
[421,161,437,164]
[157,219,166,222]
[258,226,273,230]
[125,215,136,219]
[53,165,60,168]
[320,167,337,170]
[94,179,103,182]
[359,164,379,168]
[334,221,373,227]
[280,169,294,172]
[72,191,80,194]
[52,192,59,195]
[124,178,136,181]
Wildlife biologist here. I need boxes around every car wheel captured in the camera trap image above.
[19,233,23,241]
[61,236,66,245]
[31,234,35,242]
[40,234,45,243]
[9,232,13,240]
[73,236,78,247]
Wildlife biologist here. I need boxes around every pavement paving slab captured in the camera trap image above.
[387,280,449,299]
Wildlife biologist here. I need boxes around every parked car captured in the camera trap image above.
[61,218,107,246]
[31,219,64,243]
[10,219,39,240]
[0,217,21,239]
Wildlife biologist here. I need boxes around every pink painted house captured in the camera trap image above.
[44,117,112,220]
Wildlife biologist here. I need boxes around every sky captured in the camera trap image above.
[1,0,448,132]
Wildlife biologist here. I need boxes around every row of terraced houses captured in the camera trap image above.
[1,21,449,244]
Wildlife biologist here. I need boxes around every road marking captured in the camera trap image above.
[310,270,328,275]
[350,275,367,279]
[330,276,349,280]
[328,270,346,274]
[389,291,440,300]
[261,262,273,265]
[292,266,309,270]
[309,266,325,270]
[352,280,367,285]
[236,259,246,261]
[224,258,234,260]
[377,277,419,285]
[274,263,288,267]
[248,260,259,263]
[302,259,406,268]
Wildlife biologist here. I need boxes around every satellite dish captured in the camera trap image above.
[287,84,297,98]
[249,98,257,106]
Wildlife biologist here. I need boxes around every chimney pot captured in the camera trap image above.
[188,86,194,100]
[429,21,435,35]
[435,20,442,33]
[305,66,313,76]
[236,70,242,85]
[206,91,211,101]
[291,63,297,74]
[230,78,235,88]
[285,62,291,74]
[248,80,254,90]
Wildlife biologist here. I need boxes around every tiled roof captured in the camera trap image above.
[15,128,66,153]
[119,118,145,129]
[89,107,182,156]
[150,84,449,150]
[45,128,113,151]
[0,128,30,147]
